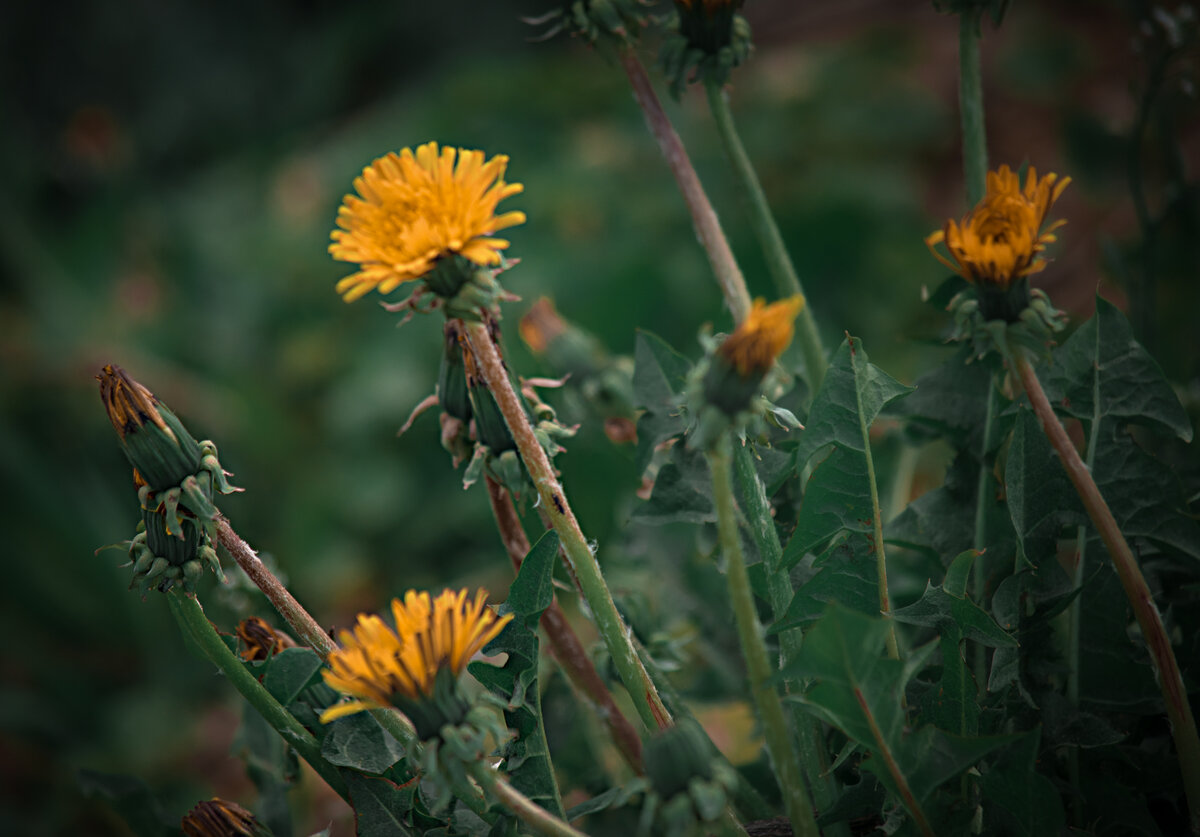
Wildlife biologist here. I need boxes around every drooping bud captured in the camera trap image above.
[181,798,272,837]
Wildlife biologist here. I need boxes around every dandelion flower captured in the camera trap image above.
[717,296,806,378]
[927,165,1070,290]
[320,588,511,735]
[330,142,525,302]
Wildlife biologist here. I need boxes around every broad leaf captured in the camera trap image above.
[772,538,879,631]
[1044,295,1192,442]
[890,345,1000,449]
[795,336,913,467]
[631,444,714,525]
[507,530,559,623]
[257,647,325,708]
[345,771,417,837]
[782,446,873,567]
[321,711,406,775]
[236,707,298,836]
[892,550,1016,648]
[978,729,1066,837]
[632,330,692,474]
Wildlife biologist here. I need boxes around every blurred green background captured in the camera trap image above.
[1,1,1196,834]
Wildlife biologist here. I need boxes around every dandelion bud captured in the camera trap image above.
[438,321,473,424]
[703,296,804,416]
[181,798,272,837]
[661,0,752,97]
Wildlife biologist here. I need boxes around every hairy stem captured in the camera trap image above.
[166,591,350,803]
[617,47,751,324]
[1014,350,1200,835]
[958,8,988,204]
[468,761,587,837]
[704,79,827,391]
[484,476,644,772]
[463,319,671,732]
[708,438,819,837]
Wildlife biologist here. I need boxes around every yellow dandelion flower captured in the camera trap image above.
[320,588,512,724]
[927,164,1070,290]
[718,295,806,378]
[330,142,526,302]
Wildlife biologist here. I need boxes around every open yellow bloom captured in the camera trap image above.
[330,142,525,302]
[927,165,1070,290]
[320,588,512,723]
[718,295,806,378]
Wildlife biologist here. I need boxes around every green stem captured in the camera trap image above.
[463,319,671,732]
[958,8,988,204]
[704,79,828,392]
[708,437,819,837]
[1014,351,1200,835]
[166,590,350,803]
[468,761,586,837]
[617,47,751,325]
[731,441,843,831]
[971,375,997,690]
[850,346,900,661]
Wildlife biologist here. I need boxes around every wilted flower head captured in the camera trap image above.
[927,165,1069,291]
[181,798,270,837]
[717,296,805,378]
[236,617,296,662]
[330,142,525,302]
[321,589,511,737]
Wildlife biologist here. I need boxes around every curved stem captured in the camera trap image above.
[215,516,418,746]
[166,590,350,803]
[708,438,819,837]
[463,319,671,732]
[704,79,827,392]
[971,375,997,689]
[468,761,587,837]
[958,8,988,204]
[484,476,644,772]
[617,47,751,325]
[1014,350,1200,835]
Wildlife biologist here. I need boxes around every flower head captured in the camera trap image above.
[927,165,1070,290]
[330,142,525,302]
[717,296,806,378]
[236,617,296,662]
[320,588,512,730]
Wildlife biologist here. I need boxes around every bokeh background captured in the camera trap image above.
[2,1,1196,834]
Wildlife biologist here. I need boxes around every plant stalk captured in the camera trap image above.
[463,319,671,732]
[166,590,351,803]
[958,8,988,205]
[468,761,587,837]
[617,47,751,324]
[1014,350,1200,835]
[484,476,644,772]
[708,437,819,837]
[704,79,827,391]
[215,516,418,747]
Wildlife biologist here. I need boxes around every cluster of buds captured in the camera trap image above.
[660,0,752,98]
[686,297,805,451]
[98,365,240,594]
[641,719,739,835]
